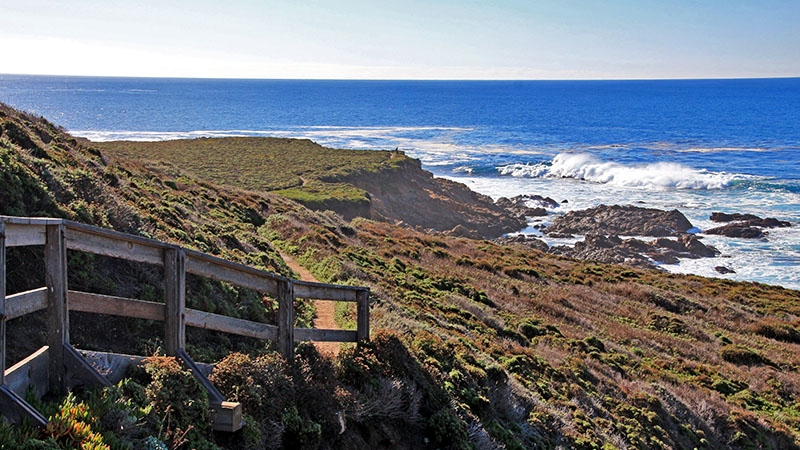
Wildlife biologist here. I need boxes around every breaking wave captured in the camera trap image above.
[496,153,746,190]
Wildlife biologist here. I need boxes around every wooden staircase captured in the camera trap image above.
[0,216,370,431]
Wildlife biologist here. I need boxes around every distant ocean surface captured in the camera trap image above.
[2,75,799,288]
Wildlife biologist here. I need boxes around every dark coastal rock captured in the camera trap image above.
[679,235,719,257]
[548,233,719,269]
[647,251,680,264]
[710,212,790,228]
[715,266,736,274]
[744,217,791,228]
[549,234,653,268]
[546,204,693,237]
[495,194,558,218]
[548,232,575,239]
[641,236,719,262]
[705,223,766,239]
[653,237,685,252]
[704,212,790,239]
[529,207,547,217]
[585,234,622,248]
[494,234,549,252]
[710,212,761,223]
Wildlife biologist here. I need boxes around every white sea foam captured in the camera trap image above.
[497,153,745,190]
[497,162,550,178]
[71,126,474,143]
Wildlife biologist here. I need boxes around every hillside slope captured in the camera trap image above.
[2,103,800,449]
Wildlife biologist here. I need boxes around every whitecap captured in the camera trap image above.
[496,153,747,190]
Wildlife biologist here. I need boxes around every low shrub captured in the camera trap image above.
[209,352,293,424]
[719,345,768,366]
[426,409,470,449]
[143,356,211,439]
[648,314,689,335]
[336,343,387,387]
[751,319,800,344]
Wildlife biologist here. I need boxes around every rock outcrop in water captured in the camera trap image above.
[705,223,766,239]
[710,212,762,223]
[538,205,722,268]
[545,204,694,237]
[705,213,791,239]
[549,233,719,268]
[495,194,559,218]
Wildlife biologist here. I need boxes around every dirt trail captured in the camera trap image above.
[279,251,340,356]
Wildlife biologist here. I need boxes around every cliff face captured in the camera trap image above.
[343,158,526,238]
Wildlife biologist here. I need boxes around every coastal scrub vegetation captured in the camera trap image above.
[2,103,800,448]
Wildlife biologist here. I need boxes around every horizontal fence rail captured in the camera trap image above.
[0,215,370,430]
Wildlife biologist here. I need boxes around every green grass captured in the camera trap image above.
[94,137,409,210]
[274,180,370,210]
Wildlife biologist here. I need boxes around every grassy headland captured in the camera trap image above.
[94,137,406,214]
[2,103,800,449]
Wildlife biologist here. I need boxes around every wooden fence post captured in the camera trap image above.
[45,224,68,394]
[0,222,6,386]
[164,248,186,356]
[277,280,294,360]
[356,289,370,344]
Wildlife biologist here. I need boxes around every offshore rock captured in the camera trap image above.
[679,235,719,257]
[495,194,559,218]
[705,224,766,239]
[546,204,693,237]
[705,212,790,239]
[549,235,653,268]
[741,217,791,228]
[709,212,790,228]
[548,234,718,269]
[710,212,762,223]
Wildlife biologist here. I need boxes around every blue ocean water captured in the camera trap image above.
[1,75,799,287]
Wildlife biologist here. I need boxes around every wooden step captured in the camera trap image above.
[211,401,243,432]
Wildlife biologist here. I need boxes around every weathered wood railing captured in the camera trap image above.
[0,216,370,431]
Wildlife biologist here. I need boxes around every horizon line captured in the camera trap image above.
[2,72,799,83]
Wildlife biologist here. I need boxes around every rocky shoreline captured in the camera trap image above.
[488,195,794,272]
[335,164,792,273]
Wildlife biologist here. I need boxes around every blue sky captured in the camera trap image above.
[1,0,798,79]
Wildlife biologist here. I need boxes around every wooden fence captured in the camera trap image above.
[0,216,369,431]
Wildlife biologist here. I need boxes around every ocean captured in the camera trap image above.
[1,75,799,288]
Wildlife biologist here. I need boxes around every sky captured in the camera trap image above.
[1,0,798,80]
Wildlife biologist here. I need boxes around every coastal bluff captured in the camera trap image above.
[95,137,526,238]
